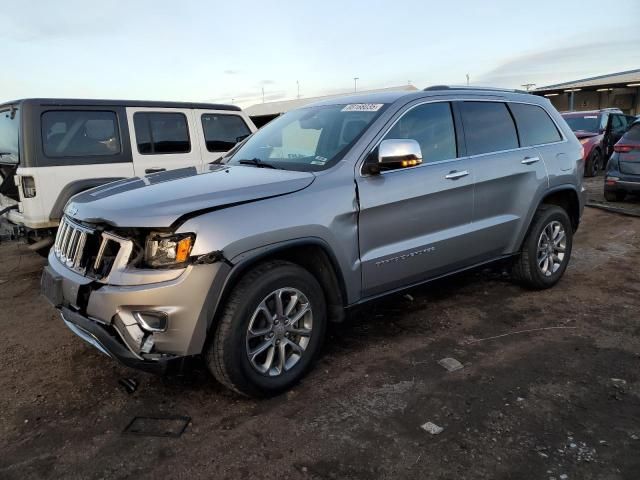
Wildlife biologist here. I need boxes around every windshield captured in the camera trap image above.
[0,107,20,164]
[563,114,600,133]
[225,103,388,171]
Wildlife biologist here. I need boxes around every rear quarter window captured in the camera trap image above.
[509,103,562,146]
[41,110,121,157]
[459,102,518,155]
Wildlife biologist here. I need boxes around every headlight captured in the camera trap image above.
[144,232,195,268]
[579,138,590,145]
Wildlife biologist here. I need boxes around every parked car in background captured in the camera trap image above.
[0,99,256,254]
[561,109,635,177]
[604,119,640,201]
[42,86,585,397]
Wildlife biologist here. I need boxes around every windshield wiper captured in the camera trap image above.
[238,158,279,169]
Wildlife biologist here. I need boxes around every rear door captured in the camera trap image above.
[193,110,255,163]
[127,107,202,176]
[461,101,551,258]
[356,101,475,297]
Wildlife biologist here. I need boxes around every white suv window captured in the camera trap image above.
[42,110,120,157]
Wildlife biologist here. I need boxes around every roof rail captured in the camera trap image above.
[423,85,530,94]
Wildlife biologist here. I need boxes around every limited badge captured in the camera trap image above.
[341,104,384,112]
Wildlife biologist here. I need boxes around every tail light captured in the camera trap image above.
[21,176,36,198]
[614,144,639,153]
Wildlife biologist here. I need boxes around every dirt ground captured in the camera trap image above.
[1,207,640,480]
[583,174,640,217]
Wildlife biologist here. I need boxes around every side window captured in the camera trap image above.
[41,110,120,157]
[508,103,562,146]
[459,102,518,155]
[133,112,190,155]
[201,114,251,152]
[600,114,609,131]
[383,102,457,164]
[612,115,626,133]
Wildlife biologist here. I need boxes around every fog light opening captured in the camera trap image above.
[133,311,168,332]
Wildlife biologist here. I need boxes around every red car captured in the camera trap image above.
[562,109,636,177]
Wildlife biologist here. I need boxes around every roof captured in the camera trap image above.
[561,108,623,116]
[534,69,640,92]
[0,98,241,111]
[245,84,419,117]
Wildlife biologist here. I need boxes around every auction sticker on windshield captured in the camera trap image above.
[341,104,384,112]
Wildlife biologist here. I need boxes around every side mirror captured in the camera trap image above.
[365,139,423,174]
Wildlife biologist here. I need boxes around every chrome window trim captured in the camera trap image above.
[358,97,568,177]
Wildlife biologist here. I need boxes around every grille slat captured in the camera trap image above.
[54,217,95,275]
[54,216,130,282]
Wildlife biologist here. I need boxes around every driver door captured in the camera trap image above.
[356,101,475,297]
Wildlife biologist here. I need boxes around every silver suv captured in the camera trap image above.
[42,87,585,397]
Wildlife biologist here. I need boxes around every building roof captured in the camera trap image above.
[534,69,640,92]
[245,84,419,117]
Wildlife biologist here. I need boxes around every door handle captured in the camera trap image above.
[521,156,540,165]
[145,168,166,174]
[444,170,469,180]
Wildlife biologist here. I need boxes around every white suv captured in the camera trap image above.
[0,98,256,253]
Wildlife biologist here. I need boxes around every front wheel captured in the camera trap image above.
[206,260,326,397]
[511,205,573,290]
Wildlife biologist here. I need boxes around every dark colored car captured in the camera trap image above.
[604,120,640,201]
[562,109,635,177]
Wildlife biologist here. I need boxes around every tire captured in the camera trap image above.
[584,150,601,178]
[206,260,327,397]
[604,191,625,202]
[511,205,573,290]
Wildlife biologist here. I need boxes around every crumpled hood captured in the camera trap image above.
[65,164,315,228]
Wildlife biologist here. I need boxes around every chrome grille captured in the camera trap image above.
[53,217,92,273]
[54,216,133,283]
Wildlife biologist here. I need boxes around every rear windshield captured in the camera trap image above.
[563,114,600,133]
[623,123,640,142]
[0,107,20,164]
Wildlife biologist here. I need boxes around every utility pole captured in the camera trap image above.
[521,83,536,92]
[297,80,300,99]
[466,73,470,86]
[353,77,359,93]
[262,87,265,103]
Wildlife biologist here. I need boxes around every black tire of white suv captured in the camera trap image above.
[512,205,573,290]
[206,260,327,397]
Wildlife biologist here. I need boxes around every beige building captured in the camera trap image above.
[533,69,640,115]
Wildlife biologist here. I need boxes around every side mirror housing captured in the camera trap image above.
[365,139,423,175]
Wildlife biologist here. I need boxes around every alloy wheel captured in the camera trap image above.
[537,220,567,277]
[245,288,313,376]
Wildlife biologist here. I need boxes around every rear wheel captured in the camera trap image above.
[584,150,602,177]
[512,205,573,290]
[604,190,626,202]
[206,260,326,397]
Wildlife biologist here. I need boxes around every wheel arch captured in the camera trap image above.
[516,186,581,252]
[214,239,348,328]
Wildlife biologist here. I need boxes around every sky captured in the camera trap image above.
[1,0,639,108]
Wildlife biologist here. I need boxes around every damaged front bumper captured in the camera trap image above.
[42,250,230,374]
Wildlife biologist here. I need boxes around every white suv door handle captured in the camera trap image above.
[521,156,540,165]
[445,170,469,180]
